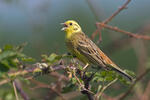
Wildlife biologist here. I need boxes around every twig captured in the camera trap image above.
[14,80,29,100]
[13,81,19,100]
[98,23,150,40]
[0,63,67,86]
[0,78,10,86]
[95,78,118,100]
[50,72,69,81]
[73,70,83,87]
[118,68,150,100]
[70,67,95,100]
[91,29,99,40]
[30,79,66,100]
[103,0,131,24]
[140,80,150,100]
[91,0,131,42]
[81,72,96,100]
[72,69,94,95]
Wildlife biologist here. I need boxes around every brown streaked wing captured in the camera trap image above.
[97,49,117,67]
[76,32,106,68]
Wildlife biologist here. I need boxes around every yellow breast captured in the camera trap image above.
[65,32,90,64]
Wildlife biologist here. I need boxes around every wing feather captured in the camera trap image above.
[73,32,133,82]
[76,33,106,67]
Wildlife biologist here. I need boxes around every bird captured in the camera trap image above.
[61,20,133,82]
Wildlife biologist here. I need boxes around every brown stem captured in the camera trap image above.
[13,81,19,100]
[103,0,131,24]
[0,63,67,86]
[14,80,30,100]
[98,23,150,40]
[91,0,131,42]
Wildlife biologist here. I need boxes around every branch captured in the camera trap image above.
[81,72,95,100]
[95,78,118,100]
[13,81,19,100]
[97,23,150,40]
[30,79,66,100]
[50,72,69,82]
[103,0,131,24]
[14,80,30,100]
[92,0,131,42]
[0,78,10,86]
[140,80,150,100]
[0,63,67,86]
[72,69,94,100]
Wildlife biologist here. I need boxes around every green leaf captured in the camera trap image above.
[92,72,104,82]
[71,77,77,84]
[100,71,107,77]
[49,53,61,62]
[124,70,136,77]
[3,44,13,51]
[92,70,117,83]
[0,61,10,72]
[42,53,62,64]
[15,43,27,52]
[118,76,130,85]
[0,50,17,61]
[0,44,34,74]
[21,57,35,62]
[105,76,114,81]
[78,64,83,70]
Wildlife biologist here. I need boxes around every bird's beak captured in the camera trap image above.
[61,23,67,31]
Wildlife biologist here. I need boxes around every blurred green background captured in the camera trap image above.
[0,0,149,57]
[0,0,150,100]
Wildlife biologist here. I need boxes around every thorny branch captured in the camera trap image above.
[92,0,132,42]
[92,0,150,43]
[95,78,118,100]
[70,67,95,100]
[103,0,131,24]
[14,80,30,100]
[140,80,150,100]
[97,23,150,40]
[80,71,95,100]
[30,79,66,100]
[0,63,67,86]
[0,62,150,100]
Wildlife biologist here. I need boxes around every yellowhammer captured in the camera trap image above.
[61,20,133,82]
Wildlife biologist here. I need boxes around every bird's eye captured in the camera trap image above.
[69,23,72,25]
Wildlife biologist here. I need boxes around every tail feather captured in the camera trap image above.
[111,67,133,82]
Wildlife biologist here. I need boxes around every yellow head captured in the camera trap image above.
[61,20,82,38]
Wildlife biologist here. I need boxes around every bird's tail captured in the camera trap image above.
[111,67,134,82]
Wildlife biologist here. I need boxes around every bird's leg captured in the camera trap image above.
[83,63,89,70]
